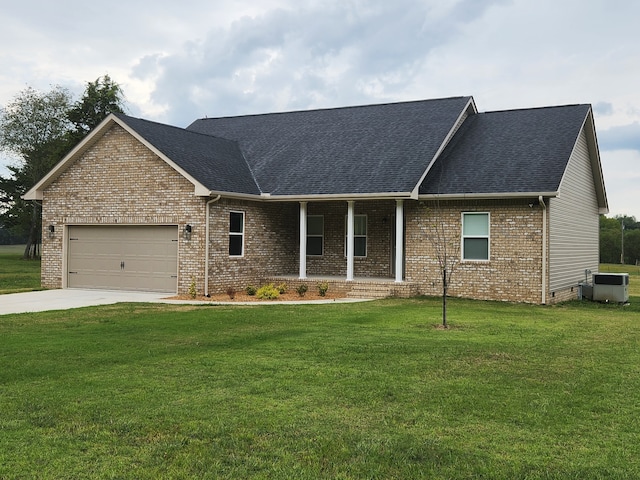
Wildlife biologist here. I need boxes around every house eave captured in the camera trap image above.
[418,191,559,201]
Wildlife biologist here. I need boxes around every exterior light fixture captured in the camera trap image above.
[184,224,192,240]
[48,224,55,238]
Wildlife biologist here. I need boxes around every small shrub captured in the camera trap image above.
[317,281,329,297]
[226,287,236,300]
[277,283,288,294]
[188,278,197,299]
[257,283,280,300]
[245,285,257,296]
[296,284,308,297]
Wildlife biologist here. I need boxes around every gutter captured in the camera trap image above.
[204,195,221,296]
[539,195,547,304]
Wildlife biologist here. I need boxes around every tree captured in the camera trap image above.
[421,201,460,328]
[0,86,73,258]
[599,214,640,265]
[0,76,126,259]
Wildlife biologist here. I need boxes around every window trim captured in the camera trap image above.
[461,212,490,261]
[344,214,367,258]
[229,210,245,257]
[306,215,324,257]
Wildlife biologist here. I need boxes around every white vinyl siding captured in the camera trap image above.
[549,128,600,292]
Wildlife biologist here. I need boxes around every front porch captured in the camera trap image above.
[264,275,419,299]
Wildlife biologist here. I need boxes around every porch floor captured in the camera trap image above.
[263,275,419,299]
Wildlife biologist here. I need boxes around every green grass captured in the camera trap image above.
[0,245,42,294]
[1,297,640,479]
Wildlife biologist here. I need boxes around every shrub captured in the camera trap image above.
[317,281,329,297]
[277,283,288,294]
[257,283,280,300]
[296,284,308,297]
[245,285,257,296]
[226,287,236,300]
[188,278,197,299]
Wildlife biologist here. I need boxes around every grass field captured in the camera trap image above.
[1,296,640,479]
[0,245,41,294]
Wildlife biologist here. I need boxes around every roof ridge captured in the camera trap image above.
[482,103,590,115]
[192,96,473,122]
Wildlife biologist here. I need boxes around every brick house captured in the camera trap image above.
[24,96,608,303]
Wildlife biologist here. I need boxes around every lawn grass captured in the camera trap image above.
[1,297,640,479]
[0,245,41,294]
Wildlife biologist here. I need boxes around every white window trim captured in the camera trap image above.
[461,212,490,262]
[307,215,324,257]
[229,210,245,257]
[344,214,367,258]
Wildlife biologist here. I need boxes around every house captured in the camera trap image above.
[24,96,608,304]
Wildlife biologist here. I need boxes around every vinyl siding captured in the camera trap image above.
[549,128,600,292]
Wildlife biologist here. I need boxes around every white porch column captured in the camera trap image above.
[395,199,404,283]
[299,202,307,279]
[346,200,355,281]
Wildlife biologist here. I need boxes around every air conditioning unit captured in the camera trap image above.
[592,273,629,303]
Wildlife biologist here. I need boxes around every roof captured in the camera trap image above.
[187,97,474,196]
[114,115,260,196]
[419,104,593,196]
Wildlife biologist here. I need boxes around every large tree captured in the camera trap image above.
[0,86,73,258]
[0,76,126,259]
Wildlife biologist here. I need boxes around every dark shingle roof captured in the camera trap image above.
[419,104,591,195]
[187,97,472,196]
[116,114,260,195]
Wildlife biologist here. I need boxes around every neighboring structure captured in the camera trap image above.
[24,96,608,304]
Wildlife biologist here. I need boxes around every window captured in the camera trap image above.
[229,211,244,256]
[345,214,367,257]
[462,212,489,260]
[307,215,323,256]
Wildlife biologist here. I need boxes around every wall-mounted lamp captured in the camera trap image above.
[48,224,55,238]
[183,224,192,240]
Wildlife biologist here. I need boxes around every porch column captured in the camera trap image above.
[346,200,355,281]
[395,199,404,283]
[299,202,307,279]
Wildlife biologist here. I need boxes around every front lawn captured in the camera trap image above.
[1,297,639,479]
[0,245,41,294]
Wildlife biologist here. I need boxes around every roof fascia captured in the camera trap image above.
[410,97,478,199]
[418,191,559,201]
[23,114,118,200]
[258,191,414,202]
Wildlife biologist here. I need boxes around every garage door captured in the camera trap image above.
[67,226,178,293]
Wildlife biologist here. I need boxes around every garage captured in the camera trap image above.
[67,226,178,293]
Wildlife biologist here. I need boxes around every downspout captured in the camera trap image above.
[539,195,547,304]
[204,195,221,297]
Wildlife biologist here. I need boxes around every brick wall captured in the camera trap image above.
[41,124,207,293]
[405,200,546,304]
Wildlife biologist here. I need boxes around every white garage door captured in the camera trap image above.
[67,226,178,293]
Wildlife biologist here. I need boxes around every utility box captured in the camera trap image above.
[592,273,629,303]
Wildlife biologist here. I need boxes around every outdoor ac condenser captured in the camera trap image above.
[592,273,629,303]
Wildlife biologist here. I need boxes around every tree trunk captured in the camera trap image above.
[23,201,40,260]
[442,267,448,328]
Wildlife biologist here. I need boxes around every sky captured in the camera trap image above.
[1,0,638,219]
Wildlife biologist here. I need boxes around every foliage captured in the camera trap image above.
[256,283,280,300]
[1,298,640,478]
[317,281,329,297]
[296,283,308,297]
[600,214,640,265]
[188,277,197,299]
[0,77,126,259]
[245,285,257,296]
[276,283,288,294]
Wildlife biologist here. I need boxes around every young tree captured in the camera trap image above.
[421,201,460,328]
[0,86,73,258]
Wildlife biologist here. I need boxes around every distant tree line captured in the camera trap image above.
[0,76,125,256]
[600,215,640,265]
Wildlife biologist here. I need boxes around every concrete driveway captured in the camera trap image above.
[0,289,178,315]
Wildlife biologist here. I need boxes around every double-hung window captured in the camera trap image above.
[345,214,367,257]
[307,215,324,256]
[462,212,489,261]
[229,211,244,256]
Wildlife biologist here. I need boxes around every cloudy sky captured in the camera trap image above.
[1,0,638,218]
